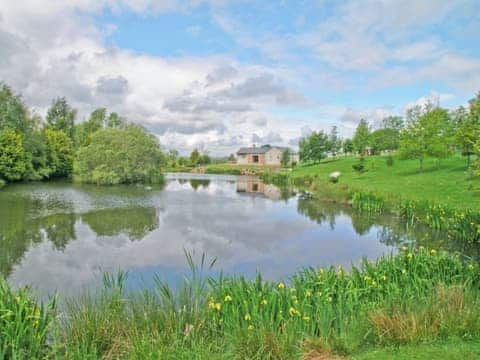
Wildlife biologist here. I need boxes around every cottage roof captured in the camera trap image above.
[237,145,289,155]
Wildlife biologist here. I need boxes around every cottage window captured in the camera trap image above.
[253,155,259,163]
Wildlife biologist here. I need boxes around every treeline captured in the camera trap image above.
[299,91,480,172]
[166,148,212,168]
[0,83,164,186]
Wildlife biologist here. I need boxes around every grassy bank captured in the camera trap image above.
[287,154,478,210]
[2,249,480,359]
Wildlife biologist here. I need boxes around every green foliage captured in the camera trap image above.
[353,119,370,155]
[74,125,165,185]
[386,155,394,167]
[369,128,400,153]
[0,83,32,135]
[281,149,291,167]
[44,128,74,178]
[352,192,385,213]
[352,162,365,174]
[299,130,330,163]
[343,138,354,154]
[0,278,56,359]
[46,97,76,140]
[329,125,341,155]
[190,148,201,165]
[400,104,454,171]
[0,129,28,181]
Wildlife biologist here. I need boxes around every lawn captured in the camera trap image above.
[289,154,479,210]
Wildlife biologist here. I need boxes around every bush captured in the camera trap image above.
[352,163,365,174]
[74,126,165,185]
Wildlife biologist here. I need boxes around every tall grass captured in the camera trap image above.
[0,279,56,359]
[2,249,480,358]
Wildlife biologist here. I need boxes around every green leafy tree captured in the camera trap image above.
[399,104,454,172]
[106,112,126,129]
[75,125,165,185]
[456,94,480,168]
[190,149,201,166]
[281,149,291,167]
[0,83,32,134]
[44,129,74,178]
[342,138,354,155]
[0,129,27,181]
[381,116,404,132]
[46,97,76,140]
[369,128,400,153]
[299,131,330,163]
[353,119,370,155]
[329,126,341,156]
[199,154,211,165]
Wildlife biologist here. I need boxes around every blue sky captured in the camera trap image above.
[1,1,480,154]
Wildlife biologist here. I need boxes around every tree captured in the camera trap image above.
[342,138,354,155]
[46,97,76,140]
[74,125,165,185]
[44,129,74,178]
[190,149,201,166]
[199,154,211,165]
[0,83,32,135]
[381,116,404,132]
[0,129,27,181]
[106,112,126,129]
[399,104,454,172]
[329,126,341,156]
[299,131,330,163]
[456,94,480,168]
[281,149,291,167]
[369,128,399,153]
[352,119,370,155]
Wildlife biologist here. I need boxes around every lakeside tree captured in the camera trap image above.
[190,149,201,166]
[399,104,453,172]
[352,119,370,155]
[46,97,76,140]
[456,94,480,169]
[44,129,74,178]
[299,130,330,163]
[329,126,341,156]
[0,129,28,181]
[74,125,165,185]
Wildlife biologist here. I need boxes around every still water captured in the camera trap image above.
[0,173,448,298]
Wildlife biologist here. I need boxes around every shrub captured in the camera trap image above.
[352,163,365,174]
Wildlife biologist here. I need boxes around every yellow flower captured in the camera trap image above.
[419,246,425,251]
[305,290,312,297]
[402,246,408,251]
[248,325,255,331]
[244,314,251,321]
[468,264,475,270]
[277,282,285,290]
[382,275,387,281]
[260,299,268,305]
[208,301,215,309]
[289,307,301,316]
[402,269,407,274]
[293,299,299,305]
[407,253,414,259]
[224,295,233,302]
[430,249,437,255]
[327,296,333,303]
[303,316,310,322]
[290,288,296,293]
[214,303,221,311]
[372,280,377,286]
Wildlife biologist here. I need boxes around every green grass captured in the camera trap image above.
[353,339,480,359]
[2,249,480,359]
[289,154,478,210]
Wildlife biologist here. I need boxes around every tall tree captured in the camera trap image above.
[190,149,201,165]
[342,138,354,155]
[281,149,291,167]
[353,119,370,155]
[399,103,454,172]
[44,129,74,178]
[299,131,330,163]
[329,126,341,156]
[46,97,76,140]
[0,129,28,181]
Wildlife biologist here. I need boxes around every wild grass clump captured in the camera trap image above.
[351,192,386,213]
[0,278,56,359]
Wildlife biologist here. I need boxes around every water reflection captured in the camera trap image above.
[0,176,475,299]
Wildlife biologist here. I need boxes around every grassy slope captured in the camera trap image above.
[290,154,479,210]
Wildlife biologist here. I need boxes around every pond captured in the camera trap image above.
[0,173,458,298]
